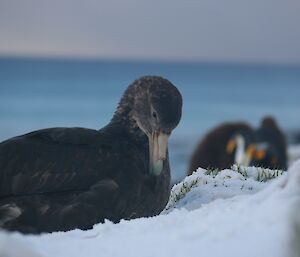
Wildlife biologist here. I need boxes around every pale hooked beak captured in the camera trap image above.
[148,131,169,176]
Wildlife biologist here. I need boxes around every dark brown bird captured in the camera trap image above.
[0,76,182,234]
[253,116,287,170]
[188,122,253,175]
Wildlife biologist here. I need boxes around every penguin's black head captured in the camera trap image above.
[248,142,280,169]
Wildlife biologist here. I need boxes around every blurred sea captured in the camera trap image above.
[0,57,300,182]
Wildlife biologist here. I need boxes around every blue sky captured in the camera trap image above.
[0,0,300,63]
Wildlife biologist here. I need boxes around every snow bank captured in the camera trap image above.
[289,144,300,166]
[1,162,300,257]
[165,165,285,212]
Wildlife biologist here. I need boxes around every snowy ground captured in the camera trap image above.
[289,144,300,166]
[1,160,300,257]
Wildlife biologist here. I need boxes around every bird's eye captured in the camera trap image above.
[152,112,157,119]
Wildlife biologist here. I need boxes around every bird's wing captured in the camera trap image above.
[0,127,119,198]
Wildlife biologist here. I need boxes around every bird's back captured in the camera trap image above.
[0,127,117,198]
[0,126,169,232]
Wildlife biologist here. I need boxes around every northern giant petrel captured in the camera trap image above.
[0,76,182,233]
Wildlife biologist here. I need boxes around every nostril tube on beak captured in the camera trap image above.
[148,131,170,176]
[158,133,168,160]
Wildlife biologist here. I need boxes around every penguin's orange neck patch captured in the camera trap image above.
[255,150,266,160]
[226,139,236,154]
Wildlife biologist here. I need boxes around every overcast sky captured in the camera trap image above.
[0,0,300,63]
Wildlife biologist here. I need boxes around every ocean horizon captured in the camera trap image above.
[1,56,300,182]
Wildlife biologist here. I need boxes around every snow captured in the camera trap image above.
[1,161,300,257]
[165,165,284,212]
[289,144,300,166]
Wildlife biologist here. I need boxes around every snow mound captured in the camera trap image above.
[289,144,300,166]
[165,165,285,212]
[1,162,300,257]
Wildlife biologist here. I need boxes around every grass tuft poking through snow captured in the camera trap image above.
[231,164,285,182]
[165,165,285,212]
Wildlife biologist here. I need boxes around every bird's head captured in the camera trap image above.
[128,76,182,176]
[247,142,279,169]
